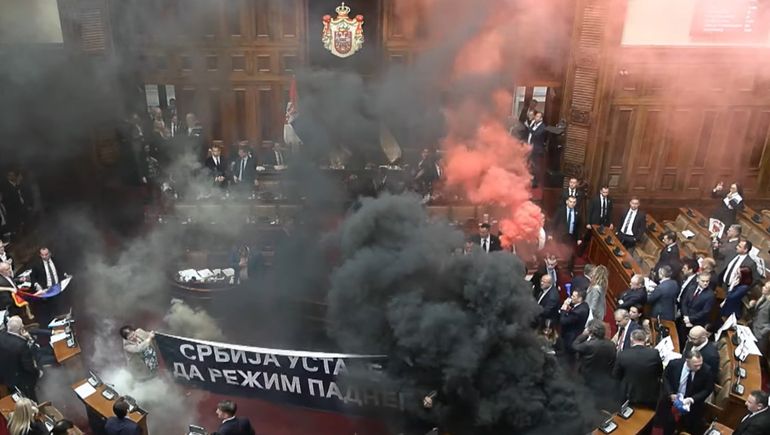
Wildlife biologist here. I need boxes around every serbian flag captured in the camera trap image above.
[20,276,72,300]
[283,76,302,148]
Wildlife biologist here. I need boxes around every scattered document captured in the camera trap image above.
[681,230,695,239]
[197,269,214,279]
[716,314,737,341]
[222,268,235,277]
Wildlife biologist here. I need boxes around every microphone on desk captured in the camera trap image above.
[735,360,747,379]
[598,410,618,434]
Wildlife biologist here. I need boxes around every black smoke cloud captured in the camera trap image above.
[326,194,597,434]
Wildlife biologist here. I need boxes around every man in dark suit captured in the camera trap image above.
[616,197,646,249]
[204,144,229,188]
[613,308,641,353]
[104,399,141,435]
[259,142,288,167]
[648,265,679,321]
[653,231,682,282]
[570,263,593,294]
[527,111,547,188]
[549,196,583,245]
[656,350,714,435]
[1,170,29,236]
[617,274,647,310]
[535,274,560,327]
[548,196,583,271]
[470,223,501,253]
[560,177,584,203]
[718,239,761,287]
[0,316,39,400]
[733,390,770,435]
[213,400,255,435]
[230,146,257,191]
[677,258,699,316]
[559,288,590,360]
[613,329,663,408]
[30,246,64,291]
[683,326,719,385]
[573,319,617,409]
[587,185,613,228]
[681,273,715,331]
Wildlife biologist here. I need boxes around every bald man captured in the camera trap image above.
[683,326,719,384]
[0,316,40,400]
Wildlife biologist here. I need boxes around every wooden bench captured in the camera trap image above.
[586,225,643,313]
[666,208,714,256]
[706,330,764,427]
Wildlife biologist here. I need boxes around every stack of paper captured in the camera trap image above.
[74,382,96,399]
[178,269,201,281]
[197,269,214,279]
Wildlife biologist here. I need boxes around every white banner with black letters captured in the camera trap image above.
[155,333,401,414]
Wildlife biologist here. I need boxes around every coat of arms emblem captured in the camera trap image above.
[322,2,364,58]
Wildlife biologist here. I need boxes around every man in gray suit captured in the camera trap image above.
[648,265,679,321]
[750,281,770,359]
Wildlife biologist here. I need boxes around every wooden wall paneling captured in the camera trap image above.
[684,109,719,193]
[254,0,274,40]
[604,106,636,190]
[628,107,664,192]
[743,109,770,193]
[654,108,694,192]
[278,0,300,40]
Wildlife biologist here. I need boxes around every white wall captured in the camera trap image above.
[0,0,64,44]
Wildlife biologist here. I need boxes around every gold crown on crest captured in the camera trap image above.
[336,2,351,17]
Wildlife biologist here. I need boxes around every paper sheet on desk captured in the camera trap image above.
[716,314,737,341]
[179,269,200,281]
[50,333,68,344]
[736,325,763,355]
[681,230,695,239]
[74,382,96,399]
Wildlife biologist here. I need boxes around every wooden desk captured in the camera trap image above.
[0,395,84,434]
[51,326,82,364]
[676,208,714,254]
[587,225,643,312]
[715,330,763,427]
[71,379,149,435]
[591,406,655,435]
[650,319,680,353]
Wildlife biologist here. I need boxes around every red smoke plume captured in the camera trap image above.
[440,2,544,247]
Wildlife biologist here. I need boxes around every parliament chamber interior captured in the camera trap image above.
[2,1,770,435]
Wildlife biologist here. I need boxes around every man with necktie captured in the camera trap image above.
[204,144,228,188]
[655,350,713,435]
[616,197,646,249]
[679,273,715,346]
[230,146,257,191]
[560,178,584,203]
[535,274,560,327]
[471,223,501,253]
[734,390,770,435]
[717,239,760,288]
[548,196,583,271]
[612,308,640,354]
[587,185,613,229]
[30,247,63,291]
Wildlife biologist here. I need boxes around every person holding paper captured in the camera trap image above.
[119,325,158,380]
[711,181,744,229]
[721,267,753,320]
